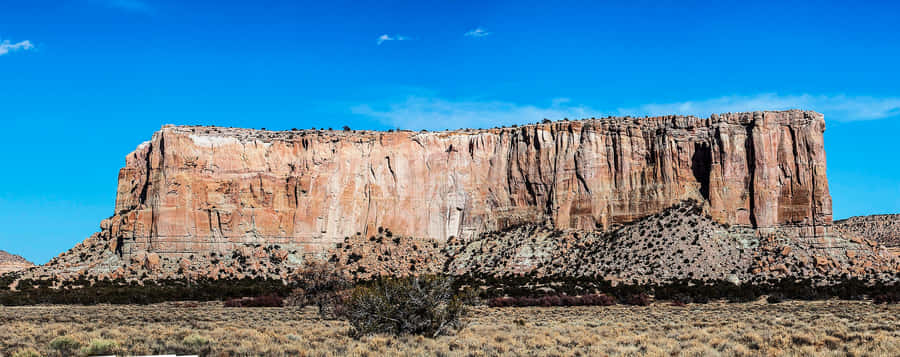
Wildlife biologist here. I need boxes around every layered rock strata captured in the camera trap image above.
[24,109,884,284]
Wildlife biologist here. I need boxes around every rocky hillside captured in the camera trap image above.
[316,200,899,285]
[837,214,900,257]
[0,251,34,275]
[15,110,898,286]
[444,201,898,284]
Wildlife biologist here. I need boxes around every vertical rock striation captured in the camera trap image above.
[99,110,830,262]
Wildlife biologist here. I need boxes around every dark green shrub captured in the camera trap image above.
[341,275,467,337]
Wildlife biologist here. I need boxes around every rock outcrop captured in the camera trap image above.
[22,109,896,285]
[109,110,830,256]
[837,214,900,257]
[0,251,34,275]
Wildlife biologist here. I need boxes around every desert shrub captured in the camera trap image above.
[670,293,693,306]
[489,293,616,307]
[224,294,283,307]
[488,296,516,307]
[182,334,211,350]
[580,293,616,306]
[560,294,579,306]
[80,339,119,356]
[624,293,651,306]
[0,277,297,305]
[286,261,351,319]
[11,349,40,357]
[873,293,900,304]
[49,336,80,354]
[341,275,467,337]
[539,295,561,307]
[766,294,784,304]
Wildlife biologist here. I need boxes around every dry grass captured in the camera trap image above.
[1,300,899,356]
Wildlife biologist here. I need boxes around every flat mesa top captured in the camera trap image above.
[159,109,822,141]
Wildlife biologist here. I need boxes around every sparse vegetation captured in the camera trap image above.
[488,293,616,307]
[80,339,119,356]
[1,300,899,356]
[48,336,80,355]
[0,277,295,305]
[223,294,283,307]
[286,260,351,319]
[341,275,467,337]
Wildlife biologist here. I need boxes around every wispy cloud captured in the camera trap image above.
[618,93,900,121]
[100,0,153,13]
[377,34,410,45]
[351,95,594,130]
[464,28,490,38]
[352,93,900,130]
[0,39,34,56]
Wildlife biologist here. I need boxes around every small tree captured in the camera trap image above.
[343,125,351,131]
[286,260,351,319]
[341,275,467,337]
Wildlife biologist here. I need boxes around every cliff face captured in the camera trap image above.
[0,250,34,275]
[102,110,831,262]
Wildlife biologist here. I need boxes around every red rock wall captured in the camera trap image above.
[100,110,832,257]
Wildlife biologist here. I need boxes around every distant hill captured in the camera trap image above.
[837,214,900,257]
[0,250,34,275]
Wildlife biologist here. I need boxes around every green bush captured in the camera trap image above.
[182,334,211,348]
[49,336,81,354]
[341,275,467,338]
[80,339,119,356]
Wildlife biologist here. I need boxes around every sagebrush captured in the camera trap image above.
[341,275,467,337]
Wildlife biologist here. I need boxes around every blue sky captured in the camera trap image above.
[2,0,899,263]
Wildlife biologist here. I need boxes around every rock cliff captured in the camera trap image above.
[0,251,34,275]
[108,109,830,257]
[25,109,893,285]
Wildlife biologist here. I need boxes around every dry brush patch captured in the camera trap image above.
[1,300,899,356]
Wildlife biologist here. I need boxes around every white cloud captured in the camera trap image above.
[351,95,594,130]
[377,34,410,45]
[464,28,490,38]
[0,40,34,56]
[618,93,900,121]
[352,93,900,131]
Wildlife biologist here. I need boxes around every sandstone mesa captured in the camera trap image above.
[13,110,900,284]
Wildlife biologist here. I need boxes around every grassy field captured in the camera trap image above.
[1,300,898,356]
